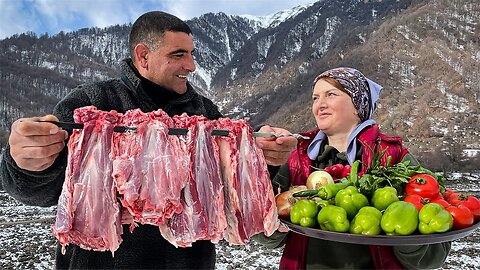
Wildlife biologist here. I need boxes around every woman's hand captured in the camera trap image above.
[255,125,297,166]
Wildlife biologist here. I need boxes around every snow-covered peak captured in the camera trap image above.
[239,2,315,29]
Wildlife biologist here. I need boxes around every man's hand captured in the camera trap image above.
[9,115,69,171]
[255,125,297,166]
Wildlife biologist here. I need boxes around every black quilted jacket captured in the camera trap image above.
[0,58,222,269]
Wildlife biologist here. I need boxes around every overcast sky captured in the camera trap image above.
[0,0,317,39]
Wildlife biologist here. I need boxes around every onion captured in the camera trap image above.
[306,171,334,190]
[275,185,307,219]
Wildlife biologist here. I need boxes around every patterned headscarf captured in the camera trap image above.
[313,67,383,121]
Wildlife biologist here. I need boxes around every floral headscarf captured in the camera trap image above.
[313,67,383,121]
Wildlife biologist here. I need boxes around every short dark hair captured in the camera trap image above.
[128,11,192,60]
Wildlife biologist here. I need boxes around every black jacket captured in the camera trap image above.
[1,58,223,269]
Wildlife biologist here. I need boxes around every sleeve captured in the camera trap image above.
[252,230,288,249]
[53,85,94,122]
[393,243,451,269]
[0,86,92,207]
[271,163,292,194]
[1,144,67,207]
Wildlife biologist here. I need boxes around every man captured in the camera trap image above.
[0,11,296,269]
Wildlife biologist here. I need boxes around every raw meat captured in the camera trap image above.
[52,106,279,253]
[52,106,123,254]
[112,109,188,226]
[158,114,227,247]
[215,118,279,244]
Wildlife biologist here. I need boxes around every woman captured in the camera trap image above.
[256,67,451,269]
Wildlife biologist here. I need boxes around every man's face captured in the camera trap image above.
[142,31,196,94]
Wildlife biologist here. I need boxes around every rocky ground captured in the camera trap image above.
[0,172,479,270]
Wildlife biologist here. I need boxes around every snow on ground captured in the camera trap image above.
[1,172,479,269]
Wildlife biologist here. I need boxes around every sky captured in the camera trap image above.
[0,0,317,39]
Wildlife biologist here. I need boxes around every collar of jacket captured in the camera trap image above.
[306,120,376,164]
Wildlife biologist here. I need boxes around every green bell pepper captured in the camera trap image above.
[418,203,453,234]
[290,199,319,227]
[317,205,350,232]
[356,205,383,220]
[334,186,369,220]
[371,186,400,211]
[380,201,419,236]
[349,206,383,235]
[311,197,333,208]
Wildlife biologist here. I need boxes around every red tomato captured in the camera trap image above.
[443,189,454,201]
[430,198,451,208]
[445,205,474,230]
[404,194,430,212]
[446,191,461,203]
[405,173,440,199]
[434,193,444,200]
[447,193,480,221]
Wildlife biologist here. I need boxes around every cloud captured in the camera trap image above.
[31,0,148,32]
[0,0,315,39]
[0,0,38,37]
[0,0,158,38]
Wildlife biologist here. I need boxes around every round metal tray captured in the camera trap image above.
[281,219,480,246]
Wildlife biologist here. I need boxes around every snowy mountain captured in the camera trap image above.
[0,0,478,170]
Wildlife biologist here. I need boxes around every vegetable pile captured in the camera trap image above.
[276,156,480,236]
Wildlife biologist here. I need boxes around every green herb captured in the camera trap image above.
[351,149,445,199]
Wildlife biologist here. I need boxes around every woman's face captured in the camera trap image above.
[312,79,361,135]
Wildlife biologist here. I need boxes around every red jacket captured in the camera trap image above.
[280,124,409,269]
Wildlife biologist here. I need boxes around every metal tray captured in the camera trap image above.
[281,219,480,246]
